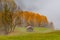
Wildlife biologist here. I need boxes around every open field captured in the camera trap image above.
[8,27,54,35]
[0,27,60,40]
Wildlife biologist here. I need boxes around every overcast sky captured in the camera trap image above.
[15,0,60,30]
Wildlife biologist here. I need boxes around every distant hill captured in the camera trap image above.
[14,11,48,27]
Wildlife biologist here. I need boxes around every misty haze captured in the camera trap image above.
[15,0,60,30]
[0,0,60,40]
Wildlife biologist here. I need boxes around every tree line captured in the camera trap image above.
[14,11,48,27]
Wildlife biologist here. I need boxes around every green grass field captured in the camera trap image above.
[0,27,60,40]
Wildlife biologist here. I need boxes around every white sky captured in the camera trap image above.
[15,0,60,30]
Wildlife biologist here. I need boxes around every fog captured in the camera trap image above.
[15,0,60,30]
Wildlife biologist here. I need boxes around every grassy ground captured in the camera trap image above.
[0,27,60,40]
[8,27,54,35]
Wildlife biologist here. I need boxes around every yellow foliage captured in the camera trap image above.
[41,15,48,24]
[14,11,48,26]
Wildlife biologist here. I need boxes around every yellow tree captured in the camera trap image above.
[1,0,17,34]
[40,15,48,27]
[35,13,42,27]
